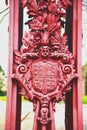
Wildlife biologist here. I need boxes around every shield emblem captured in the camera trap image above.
[32,60,58,94]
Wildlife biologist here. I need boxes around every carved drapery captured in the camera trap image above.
[12,0,78,130]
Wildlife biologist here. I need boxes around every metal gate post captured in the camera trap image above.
[5,0,82,130]
[5,1,23,130]
[65,1,83,130]
[72,0,83,130]
[65,4,73,130]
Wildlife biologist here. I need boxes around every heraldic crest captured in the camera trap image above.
[12,0,78,130]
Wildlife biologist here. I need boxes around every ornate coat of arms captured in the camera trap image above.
[32,60,58,94]
[12,0,78,129]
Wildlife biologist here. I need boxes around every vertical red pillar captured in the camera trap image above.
[5,0,83,130]
[5,1,23,130]
[65,0,83,130]
[72,0,83,130]
[65,4,73,130]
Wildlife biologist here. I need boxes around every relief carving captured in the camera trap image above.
[12,0,78,129]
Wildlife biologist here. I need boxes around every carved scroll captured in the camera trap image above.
[12,0,78,130]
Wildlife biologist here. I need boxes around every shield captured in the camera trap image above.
[32,60,58,94]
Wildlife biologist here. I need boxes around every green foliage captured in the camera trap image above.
[0,96,6,101]
[0,65,6,92]
[0,96,28,102]
[0,66,5,75]
[0,91,6,96]
[82,95,87,104]
[85,71,87,95]
[82,62,87,95]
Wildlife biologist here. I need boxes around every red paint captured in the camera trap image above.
[5,1,23,130]
[12,0,77,130]
[5,0,83,130]
[72,0,83,130]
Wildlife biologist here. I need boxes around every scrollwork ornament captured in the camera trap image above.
[62,54,70,63]
[12,0,78,130]
[16,64,28,74]
[62,64,72,74]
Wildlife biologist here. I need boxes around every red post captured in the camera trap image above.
[5,0,83,130]
[65,4,73,130]
[72,0,83,130]
[5,1,23,130]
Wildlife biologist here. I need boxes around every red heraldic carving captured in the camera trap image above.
[12,0,78,130]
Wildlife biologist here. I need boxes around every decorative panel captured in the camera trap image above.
[9,0,78,130]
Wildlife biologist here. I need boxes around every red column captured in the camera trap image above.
[72,0,83,130]
[65,1,83,130]
[5,1,23,130]
[65,4,73,130]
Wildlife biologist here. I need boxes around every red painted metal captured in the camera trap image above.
[72,0,83,130]
[65,1,83,129]
[65,4,73,130]
[11,0,78,130]
[5,0,83,130]
[5,1,23,130]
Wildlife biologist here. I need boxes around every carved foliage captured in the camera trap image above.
[12,0,77,130]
